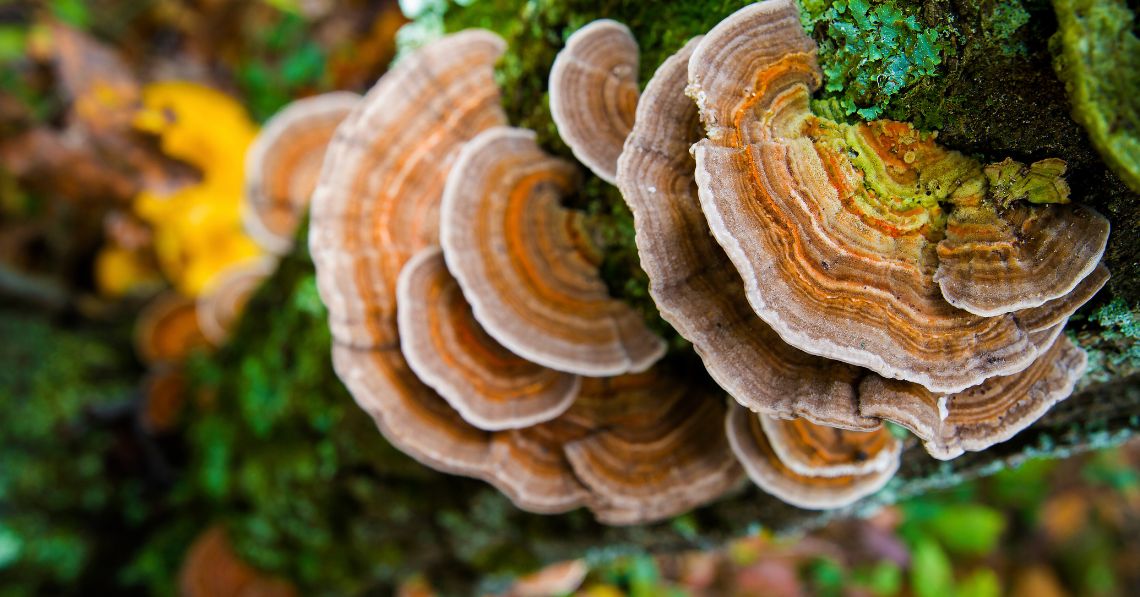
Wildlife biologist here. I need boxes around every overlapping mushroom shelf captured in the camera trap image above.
[310,0,1112,521]
[618,0,1109,472]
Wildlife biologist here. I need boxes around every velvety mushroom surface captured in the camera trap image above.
[549,19,640,184]
[243,92,359,254]
[440,126,665,377]
[397,247,580,431]
[726,405,900,510]
[687,0,1109,393]
[616,36,875,432]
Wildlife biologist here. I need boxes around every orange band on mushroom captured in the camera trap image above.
[397,248,581,431]
[549,19,640,184]
[616,36,876,431]
[726,405,900,510]
[135,291,210,366]
[687,0,1109,393]
[196,257,276,346]
[440,126,665,376]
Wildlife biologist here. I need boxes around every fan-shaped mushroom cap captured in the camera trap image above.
[561,372,743,525]
[759,414,901,478]
[179,526,297,597]
[134,291,210,365]
[440,126,665,376]
[726,404,900,510]
[934,160,1109,316]
[687,0,1109,393]
[1016,263,1110,340]
[511,560,589,597]
[243,92,359,254]
[548,19,640,184]
[486,422,592,514]
[859,334,1088,460]
[397,247,580,430]
[333,344,492,477]
[310,30,508,348]
[196,257,276,346]
[616,36,874,431]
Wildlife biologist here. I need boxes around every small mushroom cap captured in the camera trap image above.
[1015,263,1110,337]
[310,30,507,349]
[687,0,1107,393]
[397,247,581,431]
[135,291,210,365]
[549,19,640,184]
[440,126,665,376]
[859,334,1087,460]
[511,560,589,597]
[726,404,900,510]
[179,526,297,597]
[139,367,186,434]
[243,92,360,254]
[333,344,492,477]
[616,36,874,431]
[196,257,276,346]
[759,414,901,478]
[486,423,592,514]
[560,371,743,525]
[935,199,1110,316]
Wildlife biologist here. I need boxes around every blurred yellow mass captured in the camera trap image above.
[132,82,264,296]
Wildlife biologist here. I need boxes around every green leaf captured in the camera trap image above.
[923,504,1006,556]
[911,537,954,597]
[954,567,1001,597]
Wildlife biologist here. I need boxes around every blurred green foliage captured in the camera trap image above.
[236,11,331,123]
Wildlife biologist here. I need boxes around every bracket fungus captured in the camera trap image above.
[616,36,874,432]
[397,247,580,430]
[440,126,665,377]
[686,0,1109,393]
[860,334,1089,460]
[312,32,736,524]
[549,19,640,184]
[134,291,209,366]
[242,92,359,254]
[726,405,901,510]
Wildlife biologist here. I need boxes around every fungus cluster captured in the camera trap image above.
[618,0,1107,477]
[309,31,734,524]
[312,0,1111,517]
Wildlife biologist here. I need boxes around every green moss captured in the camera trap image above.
[1052,0,1140,194]
[802,0,953,120]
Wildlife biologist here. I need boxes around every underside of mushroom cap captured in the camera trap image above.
[726,404,900,510]
[310,30,508,349]
[616,35,876,431]
[243,92,359,255]
[858,334,1088,460]
[397,247,581,431]
[687,0,1109,393]
[440,126,665,377]
[561,371,743,525]
[549,19,640,184]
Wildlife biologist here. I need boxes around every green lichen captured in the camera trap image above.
[1052,0,1140,194]
[983,0,1031,56]
[983,157,1071,205]
[802,0,953,120]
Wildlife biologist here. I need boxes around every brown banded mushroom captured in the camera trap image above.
[616,36,875,431]
[859,334,1088,460]
[486,422,593,514]
[310,30,508,349]
[134,291,210,366]
[560,371,743,525]
[440,126,666,377]
[397,247,580,430]
[686,0,1109,393]
[309,31,508,477]
[549,19,640,184]
[243,92,360,254]
[196,257,276,346]
[726,405,901,510]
